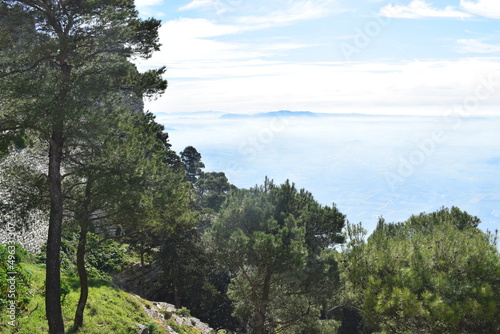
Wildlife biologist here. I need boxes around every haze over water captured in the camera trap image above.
[134,0,500,235]
[158,111,500,233]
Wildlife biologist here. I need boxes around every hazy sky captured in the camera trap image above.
[132,1,500,232]
[134,0,500,115]
[160,112,500,233]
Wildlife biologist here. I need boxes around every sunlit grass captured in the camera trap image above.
[1,262,195,333]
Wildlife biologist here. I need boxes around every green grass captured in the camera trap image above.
[166,319,202,334]
[0,262,196,334]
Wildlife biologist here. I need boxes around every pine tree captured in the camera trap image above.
[0,2,163,332]
[209,178,346,333]
[180,146,205,184]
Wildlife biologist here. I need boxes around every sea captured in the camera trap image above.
[156,111,500,235]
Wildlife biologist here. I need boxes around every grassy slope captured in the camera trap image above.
[0,262,199,334]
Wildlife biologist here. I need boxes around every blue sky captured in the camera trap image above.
[134,0,500,115]
[133,1,500,232]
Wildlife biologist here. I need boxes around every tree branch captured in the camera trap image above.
[0,55,55,79]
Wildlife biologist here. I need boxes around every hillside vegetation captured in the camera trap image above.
[0,244,212,334]
[1,1,499,334]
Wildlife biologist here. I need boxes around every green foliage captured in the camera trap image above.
[0,1,165,138]
[60,281,71,305]
[406,206,481,231]
[86,235,127,278]
[148,321,160,334]
[0,244,33,316]
[341,208,500,333]
[209,178,346,333]
[176,306,191,317]
[0,132,27,159]
[37,237,77,275]
[158,219,239,331]
[37,233,127,279]
[284,315,339,334]
[180,146,205,184]
[194,171,236,213]
[0,257,167,333]
[1,0,167,331]
[166,319,200,334]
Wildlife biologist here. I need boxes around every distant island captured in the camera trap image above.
[218,110,385,119]
[220,110,317,119]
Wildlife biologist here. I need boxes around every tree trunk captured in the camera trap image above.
[73,221,89,329]
[45,33,72,331]
[174,287,181,309]
[255,271,272,334]
[46,131,65,334]
[74,179,92,330]
[140,241,145,296]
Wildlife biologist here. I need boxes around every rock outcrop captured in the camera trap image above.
[132,296,214,334]
[114,263,215,334]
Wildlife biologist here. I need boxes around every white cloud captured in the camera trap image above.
[179,0,226,14]
[179,0,213,11]
[135,0,164,7]
[134,1,500,116]
[134,0,166,17]
[380,0,472,19]
[134,0,343,72]
[141,56,500,115]
[460,0,500,19]
[163,17,239,39]
[180,0,340,27]
[135,12,322,70]
[179,0,244,14]
[457,39,500,53]
[236,0,338,28]
[134,18,271,69]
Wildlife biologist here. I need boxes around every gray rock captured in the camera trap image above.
[130,295,215,334]
[136,323,149,334]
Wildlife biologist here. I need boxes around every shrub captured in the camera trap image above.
[147,321,160,334]
[176,306,191,317]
